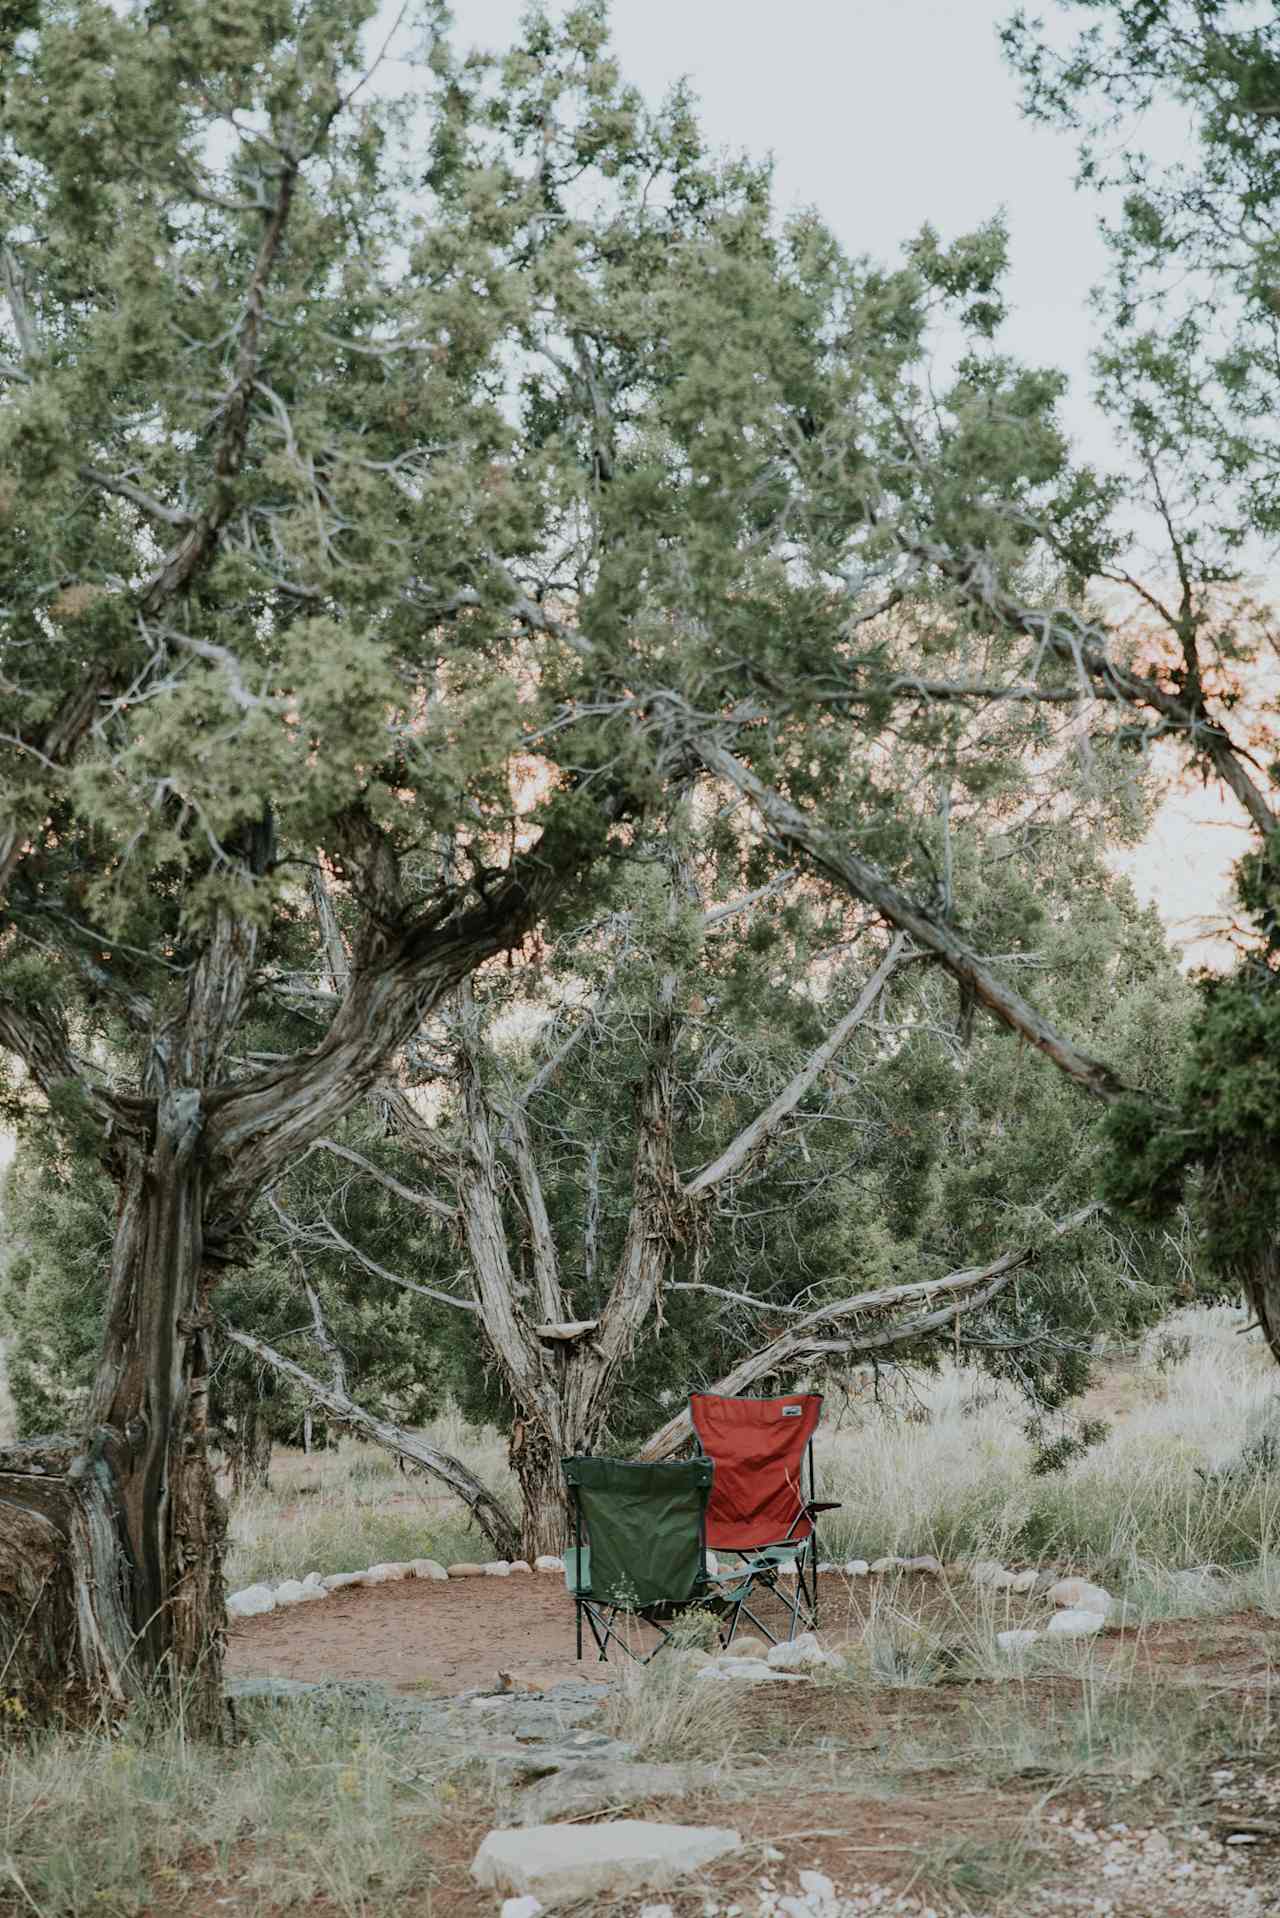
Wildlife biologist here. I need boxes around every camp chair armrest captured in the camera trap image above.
[806,1500,842,1515]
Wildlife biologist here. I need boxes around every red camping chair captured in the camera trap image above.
[690,1391,841,1647]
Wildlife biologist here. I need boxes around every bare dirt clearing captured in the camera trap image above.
[226,1566,1280,1699]
[211,1571,1280,1915]
[226,1569,600,1695]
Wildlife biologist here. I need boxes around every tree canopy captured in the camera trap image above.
[3,0,1279,1718]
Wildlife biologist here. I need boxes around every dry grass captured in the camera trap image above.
[0,1697,437,1917]
[814,1306,1280,1576]
[604,1654,749,1762]
[5,1307,1280,1917]
[224,1413,516,1589]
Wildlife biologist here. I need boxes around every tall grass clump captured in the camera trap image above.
[819,1308,1280,1576]
[225,1421,516,1587]
[0,1700,434,1916]
[604,1656,746,1763]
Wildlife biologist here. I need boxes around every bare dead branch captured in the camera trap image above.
[691,732,1130,1103]
[683,933,907,1198]
[267,1196,476,1313]
[219,1323,519,1556]
[78,466,196,530]
[306,1137,457,1224]
[638,1203,1101,1459]
[502,1101,565,1325]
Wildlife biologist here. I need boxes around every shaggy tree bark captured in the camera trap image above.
[0,808,602,1728]
[265,924,911,1558]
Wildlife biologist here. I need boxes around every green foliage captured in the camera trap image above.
[2,0,1259,1524]
[1100,963,1280,1277]
[0,1137,109,1435]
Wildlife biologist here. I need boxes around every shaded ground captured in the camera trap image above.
[227,1565,1280,1700]
[210,1571,1280,1914]
[226,1569,600,1695]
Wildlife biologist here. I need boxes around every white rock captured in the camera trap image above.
[470,1821,743,1901]
[868,1556,899,1574]
[1008,1569,1039,1594]
[1047,1577,1112,1616]
[1046,1607,1105,1638]
[766,1632,840,1671]
[727,1635,770,1660]
[902,1555,942,1577]
[799,1870,836,1903]
[697,1659,808,1684]
[705,1551,718,1575]
[843,1559,869,1577]
[638,1907,675,1918]
[507,1560,533,1574]
[293,1581,327,1603]
[997,1629,1041,1653]
[533,1554,565,1573]
[367,1561,410,1581]
[719,1657,778,1679]
[227,1584,275,1618]
[968,1559,1009,1587]
[816,1561,836,1574]
[355,1567,396,1586]
[272,1579,308,1606]
[409,1559,449,1580]
[500,1899,544,1918]
[776,1563,798,1578]
[301,1571,326,1591]
[321,1571,361,1591]
[484,1560,513,1577]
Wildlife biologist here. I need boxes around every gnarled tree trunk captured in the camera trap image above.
[509,1404,574,1560]
[0,1095,227,1730]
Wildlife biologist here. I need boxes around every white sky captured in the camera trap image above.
[448,0,1116,469]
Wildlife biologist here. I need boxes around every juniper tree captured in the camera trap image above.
[224,762,1188,1555]
[0,0,1046,1720]
[2,0,1246,1724]
[979,1,1280,1349]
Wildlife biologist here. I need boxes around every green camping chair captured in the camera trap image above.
[561,1454,715,1664]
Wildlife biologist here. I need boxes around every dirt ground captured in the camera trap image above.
[226,1567,613,1694]
[226,1565,1280,1699]
[218,1570,1280,1915]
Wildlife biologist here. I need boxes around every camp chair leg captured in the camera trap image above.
[790,1549,817,1638]
[737,1598,781,1645]
[578,1601,673,1665]
[718,1593,747,1649]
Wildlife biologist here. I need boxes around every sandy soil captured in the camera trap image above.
[225,1569,640,1695]
[226,1566,1280,1700]
[205,1578,1280,1916]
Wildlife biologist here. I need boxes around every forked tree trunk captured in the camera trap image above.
[0,1094,226,1729]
